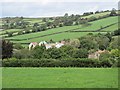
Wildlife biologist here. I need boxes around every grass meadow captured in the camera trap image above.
[2,68,118,88]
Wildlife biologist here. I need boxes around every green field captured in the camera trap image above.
[6,16,118,40]
[0,29,24,35]
[2,13,118,47]
[10,32,106,44]
[4,16,118,46]
[73,16,118,31]
[5,25,81,40]
[101,23,118,32]
[2,68,118,88]
[82,12,111,18]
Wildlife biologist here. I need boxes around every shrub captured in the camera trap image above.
[2,58,114,67]
[100,59,113,67]
[13,49,33,59]
[14,43,24,50]
[7,32,13,37]
[18,31,23,35]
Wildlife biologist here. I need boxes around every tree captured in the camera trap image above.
[111,49,120,58]
[73,48,88,58]
[2,40,13,59]
[99,52,111,61]
[60,45,75,58]
[32,46,46,59]
[14,43,24,50]
[68,39,80,48]
[105,32,112,42]
[7,32,13,37]
[110,8,117,16]
[41,24,47,31]
[42,18,47,22]
[80,37,98,50]
[114,29,120,36]
[95,35,110,50]
[109,36,120,49]
[88,16,97,21]
[64,13,69,18]
[46,48,63,59]
[63,19,73,26]
[18,31,23,35]
[33,23,39,27]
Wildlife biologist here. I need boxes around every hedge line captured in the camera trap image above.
[2,58,119,67]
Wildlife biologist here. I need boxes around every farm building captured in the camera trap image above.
[29,41,65,50]
[88,50,109,59]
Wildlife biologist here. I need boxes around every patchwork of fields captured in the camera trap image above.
[0,11,118,47]
[2,68,118,88]
[2,16,118,47]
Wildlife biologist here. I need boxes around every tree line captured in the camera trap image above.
[1,33,120,67]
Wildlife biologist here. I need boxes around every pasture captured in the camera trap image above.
[73,16,118,31]
[5,25,81,40]
[4,16,118,46]
[10,32,106,44]
[2,68,118,88]
[0,29,24,35]
[82,11,111,18]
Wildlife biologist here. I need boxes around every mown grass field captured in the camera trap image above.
[6,25,81,40]
[10,32,106,44]
[2,68,118,88]
[0,29,24,35]
[74,16,118,31]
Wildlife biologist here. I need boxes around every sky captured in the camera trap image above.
[0,0,119,18]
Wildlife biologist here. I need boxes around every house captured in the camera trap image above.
[88,50,109,59]
[29,41,65,50]
[29,42,38,50]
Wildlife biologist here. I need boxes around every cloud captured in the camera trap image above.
[0,0,119,2]
[87,6,99,12]
[0,1,118,17]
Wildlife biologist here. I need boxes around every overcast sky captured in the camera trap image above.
[0,0,119,17]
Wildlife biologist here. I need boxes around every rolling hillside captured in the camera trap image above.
[1,11,119,47]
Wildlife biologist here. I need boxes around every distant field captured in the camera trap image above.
[0,29,24,35]
[2,13,118,47]
[23,18,53,25]
[101,23,118,32]
[4,16,118,46]
[10,32,106,44]
[5,25,81,40]
[2,68,118,88]
[82,12,111,19]
[73,16,118,31]
[5,16,118,41]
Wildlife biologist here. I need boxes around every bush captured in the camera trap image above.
[100,59,113,67]
[14,43,24,50]
[2,58,115,67]
[13,49,33,59]
[7,32,13,37]
[18,31,23,35]
[73,48,88,58]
